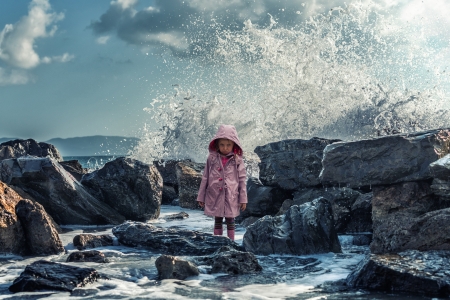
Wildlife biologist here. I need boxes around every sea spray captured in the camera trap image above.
[131,1,450,163]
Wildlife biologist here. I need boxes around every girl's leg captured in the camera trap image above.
[225,217,235,241]
[214,217,223,236]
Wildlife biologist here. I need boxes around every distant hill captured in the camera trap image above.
[45,136,140,156]
[0,137,19,144]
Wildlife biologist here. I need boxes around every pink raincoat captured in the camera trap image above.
[197,125,248,218]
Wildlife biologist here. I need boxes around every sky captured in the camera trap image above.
[1,0,450,142]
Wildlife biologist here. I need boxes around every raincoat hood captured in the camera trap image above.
[208,125,243,156]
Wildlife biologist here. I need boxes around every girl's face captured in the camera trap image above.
[217,139,234,155]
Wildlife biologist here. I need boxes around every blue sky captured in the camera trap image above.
[1,0,450,143]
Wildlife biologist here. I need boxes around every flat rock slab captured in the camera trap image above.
[255,137,340,190]
[9,260,100,293]
[320,129,440,188]
[112,221,243,256]
[347,250,450,297]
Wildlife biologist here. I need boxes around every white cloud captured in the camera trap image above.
[0,0,66,69]
[41,53,75,64]
[0,67,31,85]
[96,35,111,44]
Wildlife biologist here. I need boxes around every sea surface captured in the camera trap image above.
[63,155,123,171]
[0,206,442,300]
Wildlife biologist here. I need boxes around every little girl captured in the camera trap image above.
[197,124,247,241]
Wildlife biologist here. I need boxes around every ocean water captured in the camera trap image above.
[0,206,437,299]
[129,1,450,164]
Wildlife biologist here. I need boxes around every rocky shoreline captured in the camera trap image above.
[1,129,450,297]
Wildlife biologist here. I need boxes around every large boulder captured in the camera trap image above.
[81,157,162,221]
[345,192,373,233]
[0,139,62,161]
[255,137,340,190]
[239,178,276,218]
[0,181,26,254]
[371,181,450,254]
[243,198,342,255]
[292,187,362,233]
[9,260,100,293]
[176,161,204,209]
[112,221,243,256]
[0,157,125,225]
[15,199,64,255]
[320,129,440,188]
[73,234,114,250]
[346,250,450,297]
[154,159,184,204]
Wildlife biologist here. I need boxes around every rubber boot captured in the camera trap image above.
[227,229,235,241]
[214,228,223,236]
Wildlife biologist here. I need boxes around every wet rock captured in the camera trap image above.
[255,137,340,190]
[239,178,276,218]
[200,246,262,275]
[112,221,243,256]
[60,160,88,181]
[346,250,450,297]
[345,192,373,233]
[155,255,199,280]
[320,129,440,188]
[0,157,125,225]
[81,157,162,221]
[15,199,64,255]
[0,181,26,254]
[9,260,100,293]
[292,187,362,233]
[243,198,342,255]
[0,139,62,161]
[275,199,294,216]
[352,234,372,246]
[154,159,184,204]
[163,212,189,220]
[176,161,204,209]
[66,250,109,263]
[162,185,178,205]
[431,178,450,200]
[73,234,114,250]
[239,216,260,228]
[371,181,450,254]
[430,154,450,180]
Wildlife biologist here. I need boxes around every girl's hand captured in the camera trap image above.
[198,201,205,208]
[240,203,247,211]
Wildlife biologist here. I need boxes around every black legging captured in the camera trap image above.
[214,217,235,231]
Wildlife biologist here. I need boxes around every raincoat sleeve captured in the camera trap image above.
[237,159,248,204]
[196,157,211,203]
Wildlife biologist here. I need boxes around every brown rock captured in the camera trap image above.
[0,181,26,254]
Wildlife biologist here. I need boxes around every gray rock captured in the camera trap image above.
[161,185,178,205]
[346,250,450,297]
[352,234,372,246]
[176,161,204,209]
[163,212,189,220]
[292,187,362,233]
[0,181,26,254]
[275,199,294,216]
[320,130,440,188]
[15,199,64,255]
[200,246,262,275]
[243,198,342,255]
[431,178,450,200]
[66,250,109,263]
[371,181,450,254]
[155,255,199,280]
[0,157,125,225]
[9,260,100,293]
[255,137,340,190]
[430,154,450,180]
[345,192,373,233]
[73,234,114,250]
[60,160,88,181]
[81,157,162,221]
[0,139,62,161]
[154,159,184,204]
[112,221,243,256]
[239,178,276,218]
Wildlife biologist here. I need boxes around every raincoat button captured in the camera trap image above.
[218,168,221,171]
[219,178,223,181]
[219,188,223,191]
